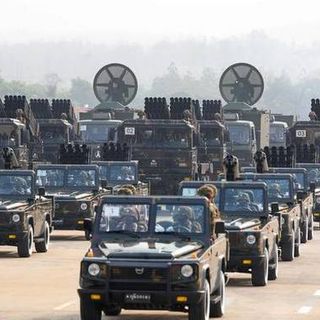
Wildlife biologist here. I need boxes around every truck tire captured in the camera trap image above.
[294,227,301,257]
[17,224,33,258]
[103,306,121,316]
[189,279,210,320]
[210,271,225,318]
[301,220,308,244]
[80,297,101,320]
[252,248,269,286]
[268,244,279,280]
[35,221,50,253]
[281,231,294,261]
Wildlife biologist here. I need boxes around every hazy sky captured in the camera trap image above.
[1,0,320,45]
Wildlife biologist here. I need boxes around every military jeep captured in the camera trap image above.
[0,170,53,257]
[78,196,228,320]
[179,180,280,286]
[35,164,109,239]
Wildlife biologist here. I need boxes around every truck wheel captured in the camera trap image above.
[80,297,101,320]
[281,231,294,261]
[252,248,269,286]
[17,224,33,258]
[189,279,210,320]
[210,271,225,318]
[294,227,301,257]
[35,221,50,253]
[268,244,279,280]
[301,221,308,244]
[308,218,314,240]
[103,306,121,316]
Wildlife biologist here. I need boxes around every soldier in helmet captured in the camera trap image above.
[197,184,220,219]
[167,206,194,233]
[237,192,252,211]
[117,187,134,195]
[116,207,140,232]
[117,166,134,181]
[12,177,30,195]
[269,183,283,199]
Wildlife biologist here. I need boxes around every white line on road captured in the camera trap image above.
[313,290,320,296]
[53,300,76,311]
[297,306,312,314]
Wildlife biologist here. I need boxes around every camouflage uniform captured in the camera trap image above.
[117,184,136,195]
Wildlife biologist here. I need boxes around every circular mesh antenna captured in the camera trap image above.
[219,63,264,105]
[93,63,138,105]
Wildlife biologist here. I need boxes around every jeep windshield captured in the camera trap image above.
[36,169,65,187]
[256,178,291,203]
[181,186,220,203]
[99,164,137,183]
[221,187,265,215]
[0,174,33,196]
[99,203,150,233]
[304,166,320,186]
[155,204,205,234]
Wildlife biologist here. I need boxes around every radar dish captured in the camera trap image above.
[93,63,138,106]
[219,63,264,106]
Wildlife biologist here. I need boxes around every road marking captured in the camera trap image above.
[53,300,76,311]
[313,290,320,296]
[297,306,312,314]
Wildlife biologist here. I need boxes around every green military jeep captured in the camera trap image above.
[0,170,53,257]
[35,164,109,239]
[179,180,280,286]
[78,196,228,320]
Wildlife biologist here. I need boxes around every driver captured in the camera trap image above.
[269,183,283,199]
[75,171,93,186]
[117,167,134,181]
[12,177,29,195]
[237,192,252,211]
[116,207,139,232]
[167,206,194,233]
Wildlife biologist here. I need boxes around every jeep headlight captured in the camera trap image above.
[12,214,20,223]
[88,263,100,276]
[246,235,256,245]
[80,203,88,210]
[181,265,194,278]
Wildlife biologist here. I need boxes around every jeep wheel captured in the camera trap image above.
[308,218,314,240]
[35,221,50,253]
[84,230,91,241]
[268,244,279,280]
[103,306,121,316]
[252,247,269,286]
[210,271,225,318]
[281,231,294,261]
[80,297,101,320]
[17,224,33,258]
[301,221,308,244]
[189,279,210,320]
[294,227,301,257]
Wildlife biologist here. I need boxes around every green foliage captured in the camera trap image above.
[70,77,96,106]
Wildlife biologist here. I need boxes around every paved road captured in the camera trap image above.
[1,229,320,320]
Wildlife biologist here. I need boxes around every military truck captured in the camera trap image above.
[0,96,40,168]
[35,164,109,239]
[219,63,270,166]
[0,169,54,257]
[179,180,280,286]
[79,195,228,320]
[30,99,77,163]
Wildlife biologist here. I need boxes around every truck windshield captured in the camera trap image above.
[256,178,291,201]
[222,188,264,214]
[40,126,66,143]
[0,175,32,196]
[155,204,204,234]
[36,169,65,187]
[227,125,250,145]
[80,124,116,142]
[99,204,150,233]
[270,125,286,143]
[200,128,221,146]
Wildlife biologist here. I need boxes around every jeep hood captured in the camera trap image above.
[98,240,203,259]
[0,200,27,211]
[47,191,92,200]
[224,217,261,230]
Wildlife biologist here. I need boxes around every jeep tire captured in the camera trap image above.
[301,220,308,244]
[268,244,279,280]
[294,227,301,257]
[189,279,210,320]
[80,297,101,320]
[252,248,269,286]
[281,231,294,261]
[17,224,33,258]
[210,271,225,318]
[308,217,313,240]
[35,221,50,253]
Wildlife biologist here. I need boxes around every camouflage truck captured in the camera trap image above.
[0,169,54,257]
[79,195,228,320]
[30,99,77,163]
[0,96,40,168]
[35,164,110,239]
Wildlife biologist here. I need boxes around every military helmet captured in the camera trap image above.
[174,206,193,221]
[119,207,139,220]
[269,183,281,192]
[117,187,133,195]
[197,184,217,199]
[238,192,250,202]
[120,184,136,194]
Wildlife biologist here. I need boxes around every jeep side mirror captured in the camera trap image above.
[101,179,108,189]
[215,221,225,235]
[310,182,316,193]
[38,187,45,197]
[83,219,93,238]
[271,202,279,214]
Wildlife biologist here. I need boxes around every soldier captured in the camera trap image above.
[117,187,134,195]
[118,184,136,195]
[269,183,283,199]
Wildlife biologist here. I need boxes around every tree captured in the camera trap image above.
[70,77,96,106]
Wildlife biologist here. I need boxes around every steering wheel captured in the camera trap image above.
[173,225,192,233]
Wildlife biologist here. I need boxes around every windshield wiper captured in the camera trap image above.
[107,230,141,238]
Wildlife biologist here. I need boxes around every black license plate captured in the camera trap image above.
[124,293,151,303]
